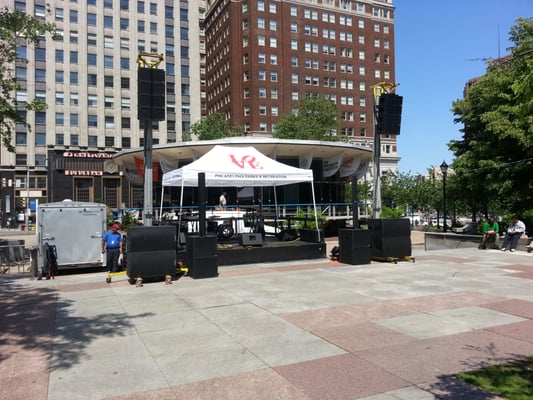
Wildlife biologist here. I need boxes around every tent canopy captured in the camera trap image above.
[162,145,313,188]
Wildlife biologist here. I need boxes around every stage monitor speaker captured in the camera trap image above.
[276,229,298,241]
[240,233,263,246]
[338,229,371,265]
[127,226,176,252]
[377,93,402,135]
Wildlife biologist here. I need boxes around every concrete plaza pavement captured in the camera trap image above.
[1,235,532,400]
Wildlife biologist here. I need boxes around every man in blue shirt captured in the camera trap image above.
[102,223,123,272]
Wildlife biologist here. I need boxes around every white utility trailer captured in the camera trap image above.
[37,200,107,276]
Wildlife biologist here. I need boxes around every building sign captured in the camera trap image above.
[63,152,113,159]
[64,170,104,176]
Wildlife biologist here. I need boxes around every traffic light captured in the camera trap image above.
[1,178,5,187]
[377,93,403,135]
[20,198,26,208]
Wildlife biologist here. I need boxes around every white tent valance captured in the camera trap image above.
[162,145,313,187]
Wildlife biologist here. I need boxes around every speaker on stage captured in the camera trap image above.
[276,229,298,241]
[338,229,371,265]
[240,233,263,246]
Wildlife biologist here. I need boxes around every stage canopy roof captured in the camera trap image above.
[111,137,373,184]
[162,145,313,187]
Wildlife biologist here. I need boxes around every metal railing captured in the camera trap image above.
[0,241,32,274]
[116,203,356,223]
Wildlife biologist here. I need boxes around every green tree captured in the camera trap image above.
[272,96,343,141]
[450,18,533,215]
[188,112,240,141]
[0,8,57,152]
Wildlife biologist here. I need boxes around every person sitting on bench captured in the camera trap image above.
[478,216,499,249]
[501,215,526,252]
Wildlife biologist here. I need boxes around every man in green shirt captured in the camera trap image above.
[479,216,499,249]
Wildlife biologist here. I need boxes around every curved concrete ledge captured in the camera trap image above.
[425,232,531,251]
[425,232,481,251]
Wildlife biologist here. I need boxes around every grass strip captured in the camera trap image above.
[455,356,532,400]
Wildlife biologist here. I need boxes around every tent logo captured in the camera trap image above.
[229,155,264,169]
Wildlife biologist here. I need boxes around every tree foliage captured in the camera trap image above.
[0,8,56,152]
[272,96,343,141]
[380,171,442,216]
[450,18,533,215]
[188,112,240,141]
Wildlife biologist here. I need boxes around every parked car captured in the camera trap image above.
[452,221,479,235]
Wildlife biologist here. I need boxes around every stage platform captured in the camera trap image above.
[179,235,327,266]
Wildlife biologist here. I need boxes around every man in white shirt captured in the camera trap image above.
[501,215,526,252]
[219,192,227,209]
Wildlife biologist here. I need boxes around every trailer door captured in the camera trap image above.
[40,205,106,267]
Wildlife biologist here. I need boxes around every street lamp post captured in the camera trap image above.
[440,161,448,233]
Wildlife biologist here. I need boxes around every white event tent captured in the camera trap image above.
[161,145,319,234]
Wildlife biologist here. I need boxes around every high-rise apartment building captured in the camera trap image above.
[0,0,399,222]
[203,0,398,166]
[0,0,204,215]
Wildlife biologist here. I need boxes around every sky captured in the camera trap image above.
[394,0,532,175]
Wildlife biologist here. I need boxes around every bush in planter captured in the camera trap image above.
[293,208,324,230]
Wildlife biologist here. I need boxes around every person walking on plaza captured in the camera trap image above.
[501,215,526,252]
[479,216,499,249]
[102,223,123,272]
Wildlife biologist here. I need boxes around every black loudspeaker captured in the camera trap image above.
[368,219,411,258]
[126,226,177,280]
[188,256,218,279]
[338,229,371,265]
[127,226,176,252]
[276,229,298,241]
[186,235,218,279]
[240,233,263,246]
[299,228,323,243]
[368,218,410,237]
[138,68,166,121]
[371,237,412,258]
[127,251,176,280]
[377,93,402,135]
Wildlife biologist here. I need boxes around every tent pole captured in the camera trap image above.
[178,182,184,238]
[159,184,164,223]
[311,182,320,239]
[274,186,279,232]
